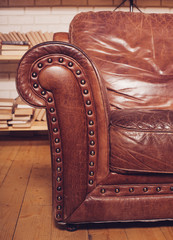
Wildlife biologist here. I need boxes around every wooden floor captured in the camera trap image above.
[1,136,173,240]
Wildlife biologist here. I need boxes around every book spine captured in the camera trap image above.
[1,41,29,45]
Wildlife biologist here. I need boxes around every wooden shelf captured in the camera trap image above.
[0,121,48,132]
[0,55,22,61]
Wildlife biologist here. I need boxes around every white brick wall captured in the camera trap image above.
[0,6,173,99]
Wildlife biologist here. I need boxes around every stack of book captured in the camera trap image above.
[0,31,54,49]
[8,97,35,128]
[0,40,30,56]
[0,98,14,129]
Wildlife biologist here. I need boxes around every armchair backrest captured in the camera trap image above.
[70,11,173,110]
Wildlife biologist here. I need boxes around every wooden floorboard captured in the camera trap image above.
[0,137,173,240]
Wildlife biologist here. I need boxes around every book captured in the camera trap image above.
[0,120,8,129]
[0,98,14,107]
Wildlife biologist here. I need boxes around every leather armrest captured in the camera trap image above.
[16,41,109,222]
[53,32,69,42]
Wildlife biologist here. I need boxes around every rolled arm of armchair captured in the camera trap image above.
[16,41,109,223]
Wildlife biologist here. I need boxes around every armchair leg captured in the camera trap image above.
[66,224,78,232]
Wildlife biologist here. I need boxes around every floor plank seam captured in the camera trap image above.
[11,164,33,240]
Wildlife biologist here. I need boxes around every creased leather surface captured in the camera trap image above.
[110,109,173,174]
[70,11,173,110]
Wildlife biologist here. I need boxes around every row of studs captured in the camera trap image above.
[100,186,173,195]
[30,55,98,218]
[31,57,64,221]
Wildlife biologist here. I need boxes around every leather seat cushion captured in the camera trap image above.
[110,109,173,174]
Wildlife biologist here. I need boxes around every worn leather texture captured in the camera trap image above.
[16,11,173,226]
[70,11,173,110]
[110,109,173,174]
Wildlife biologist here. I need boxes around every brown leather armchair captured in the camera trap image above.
[16,11,173,228]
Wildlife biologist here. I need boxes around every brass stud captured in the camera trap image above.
[89,120,94,125]
[170,187,173,191]
[57,186,61,191]
[89,130,94,136]
[57,205,61,210]
[68,62,73,67]
[41,90,46,95]
[56,214,61,219]
[101,188,105,194]
[143,187,148,192]
[56,157,61,162]
[129,187,134,193]
[90,140,95,145]
[89,171,94,176]
[38,63,43,68]
[52,117,56,122]
[86,100,91,105]
[56,148,60,153]
[33,83,38,88]
[156,187,161,192]
[88,110,92,115]
[47,58,52,63]
[53,128,58,132]
[57,167,61,172]
[59,57,63,63]
[57,177,61,182]
[32,72,37,77]
[55,138,59,143]
[115,188,120,193]
[50,107,55,112]
[48,97,52,102]
[90,150,95,156]
[89,161,94,166]
[57,196,62,201]
[57,187,61,192]
[76,70,81,75]
[81,79,86,85]
[83,89,88,94]
[89,180,93,185]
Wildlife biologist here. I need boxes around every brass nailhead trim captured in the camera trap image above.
[129,187,134,193]
[57,186,61,191]
[90,140,95,145]
[57,196,62,201]
[89,130,94,136]
[76,70,81,75]
[48,97,52,102]
[57,177,61,182]
[32,72,37,77]
[86,100,91,105]
[38,63,43,68]
[170,187,173,191]
[90,150,95,156]
[115,188,120,193]
[81,79,86,85]
[83,89,88,94]
[59,57,63,63]
[52,117,56,122]
[89,161,94,166]
[41,90,46,95]
[89,171,94,176]
[143,187,148,192]
[156,187,161,192]
[89,180,93,185]
[57,167,61,172]
[68,62,73,67]
[53,128,58,132]
[50,107,55,112]
[33,83,38,88]
[101,188,105,194]
[57,205,61,210]
[56,148,60,153]
[47,58,52,63]
[56,157,61,162]
[88,110,92,115]
[56,214,61,219]
[55,138,59,143]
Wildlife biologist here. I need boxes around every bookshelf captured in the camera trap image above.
[0,55,22,61]
[0,31,53,132]
[0,57,48,132]
[0,121,47,131]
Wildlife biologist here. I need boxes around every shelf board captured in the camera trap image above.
[0,55,22,61]
[0,121,48,132]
